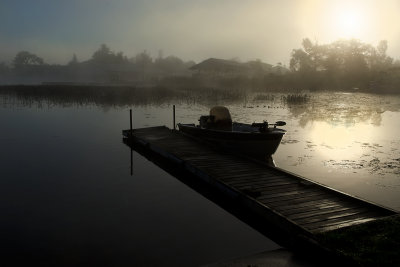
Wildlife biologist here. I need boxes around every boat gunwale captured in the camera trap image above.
[177,123,286,136]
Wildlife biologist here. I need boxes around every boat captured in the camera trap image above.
[177,106,286,158]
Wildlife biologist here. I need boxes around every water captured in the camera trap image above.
[0,101,278,266]
[1,88,400,266]
[271,92,400,211]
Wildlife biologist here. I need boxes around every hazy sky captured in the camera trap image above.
[1,0,400,65]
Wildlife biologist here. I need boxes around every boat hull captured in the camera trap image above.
[178,124,285,157]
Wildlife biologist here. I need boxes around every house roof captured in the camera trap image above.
[190,58,277,74]
[190,58,247,72]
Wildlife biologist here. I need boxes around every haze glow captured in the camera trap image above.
[1,0,399,64]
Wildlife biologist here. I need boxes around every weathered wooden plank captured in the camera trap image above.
[312,218,377,233]
[215,172,291,182]
[187,156,250,162]
[295,207,371,225]
[226,175,297,184]
[301,210,381,230]
[259,194,342,208]
[203,165,269,174]
[228,180,297,189]
[283,203,361,218]
[215,174,276,182]
[189,161,251,169]
[256,187,322,200]
[217,175,295,185]
[231,184,303,197]
[224,180,300,191]
[258,184,311,194]
[275,198,353,214]
[202,166,266,174]
[259,190,329,203]
[209,170,273,179]
[257,183,317,193]
[188,161,252,169]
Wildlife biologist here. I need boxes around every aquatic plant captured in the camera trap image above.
[317,215,400,266]
[252,94,276,101]
[0,84,249,108]
[281,93,310,105]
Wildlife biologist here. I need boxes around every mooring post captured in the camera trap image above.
[129,109,133,175]
[130,147,133,176]
[129,109,133,137]
[173,105,176,130]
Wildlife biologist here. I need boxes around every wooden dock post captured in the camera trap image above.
[129,109,133,137]
[130,147,133,176]
[129,109,133,175]
[173,105,176,130]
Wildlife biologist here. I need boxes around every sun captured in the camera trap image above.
[336,9,363,37]
[301,0,398,48]
[327,2,368,39]
[301,0,373,41]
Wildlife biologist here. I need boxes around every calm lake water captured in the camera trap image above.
[1,88,400,266]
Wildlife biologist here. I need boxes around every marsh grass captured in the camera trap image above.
[281,93,310,105]
[252,94,277,102]
[317,215,400,266]
[0,85,247,108]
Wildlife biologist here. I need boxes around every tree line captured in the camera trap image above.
[0,44,195,85]
[288,38,400,92]
[0,39,399,92]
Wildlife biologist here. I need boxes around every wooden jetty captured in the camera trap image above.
[123,126,397,240]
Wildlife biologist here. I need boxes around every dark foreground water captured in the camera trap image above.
[0,103,278,266]
[1,89,400,266]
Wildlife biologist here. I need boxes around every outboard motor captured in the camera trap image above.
[273,121,286,128]
[208,106,232,131]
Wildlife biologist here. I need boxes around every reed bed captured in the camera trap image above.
[0,85,248,108]
[281,93,310,105]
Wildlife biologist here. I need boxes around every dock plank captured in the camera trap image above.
[303,211,381,231]
[275,198,355,213]
[283,203,361,218]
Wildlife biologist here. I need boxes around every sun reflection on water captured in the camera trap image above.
[309,121,375,160]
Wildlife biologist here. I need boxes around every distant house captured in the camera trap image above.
[190,58,246,75]
[190,58,286,77]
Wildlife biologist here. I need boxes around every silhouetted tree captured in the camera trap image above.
[133,51,152,67]
[92,44,111,63]
[91,44,128,66]
[0,62,10,73]
[371,40,393,71]
[290,38,395,90]
[133,51,153,81]
[13,51,44,69]
[154,55,186,74]
[290,47,313,72]
[68,54,79,66]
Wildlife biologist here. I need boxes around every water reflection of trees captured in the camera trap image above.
[285,93,400,127]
